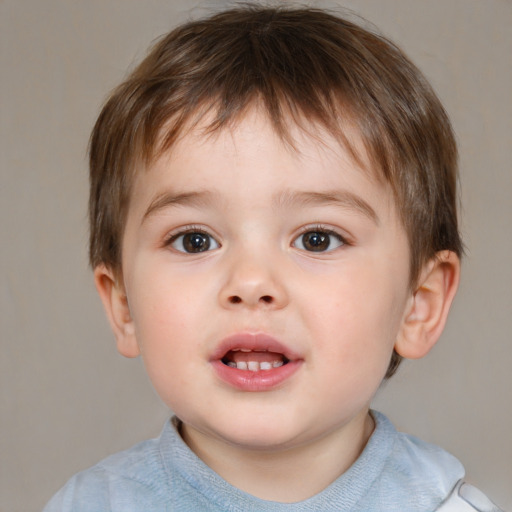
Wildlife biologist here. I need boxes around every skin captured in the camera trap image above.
[95,107,460,502]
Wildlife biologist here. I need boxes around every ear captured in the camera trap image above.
[395,251,460,359]
[93,264,140,358]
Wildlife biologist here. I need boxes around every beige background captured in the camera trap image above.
[1,1,511,511]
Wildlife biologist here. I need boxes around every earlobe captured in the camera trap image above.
[395,251,460,360]
[93,264,140,358]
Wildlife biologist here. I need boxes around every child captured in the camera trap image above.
[44,5,503,511]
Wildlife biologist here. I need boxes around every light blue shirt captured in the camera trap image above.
[44,411,468,511]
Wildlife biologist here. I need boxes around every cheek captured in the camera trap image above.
[310,282,402,409]
[126,268,204,359]
[130,255,213,317]
[306,267,407,359]
[127,275,208,408]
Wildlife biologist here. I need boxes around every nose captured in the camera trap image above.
[218,251,289,310]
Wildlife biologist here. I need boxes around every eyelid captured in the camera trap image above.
[292,224,350,252]
[295,224,350,242]
[164,225,221,252]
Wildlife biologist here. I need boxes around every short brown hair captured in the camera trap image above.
[89,5,463,377]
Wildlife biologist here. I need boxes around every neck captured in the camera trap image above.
[180,410,375,503]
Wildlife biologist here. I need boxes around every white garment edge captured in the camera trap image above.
[437,480,505,512]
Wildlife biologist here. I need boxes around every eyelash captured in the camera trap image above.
[163,224,350,254]
[293,224,349,252]
[164,225,221,253]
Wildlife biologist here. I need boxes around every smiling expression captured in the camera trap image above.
[112,107,413,453]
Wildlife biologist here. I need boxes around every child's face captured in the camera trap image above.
[115,108,413,452]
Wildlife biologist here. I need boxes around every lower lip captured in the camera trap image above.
[211,360,302,391]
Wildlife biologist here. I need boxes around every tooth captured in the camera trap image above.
[227,361,237,368]
[236,361,248,370]
[272,361,284,368]
[240,348,251,352]
[247,361,260,372]
[260,362,272,370]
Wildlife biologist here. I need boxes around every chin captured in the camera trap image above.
[207,412,315,452]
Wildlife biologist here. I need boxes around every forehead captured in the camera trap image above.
[148,104,381,183]
[127,107,397,224]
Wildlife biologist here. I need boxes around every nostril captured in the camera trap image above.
[225,295,274,305]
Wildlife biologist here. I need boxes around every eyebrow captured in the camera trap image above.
[274,190,379,224]
[142,188,378,224]
[142,190,217,222]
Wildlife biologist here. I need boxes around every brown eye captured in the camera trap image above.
[302,232,330,251]
[170,231,219,253]
[183,233,210,252]
[293,230,344,252]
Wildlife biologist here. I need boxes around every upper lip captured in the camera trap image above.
[210,332,301,362]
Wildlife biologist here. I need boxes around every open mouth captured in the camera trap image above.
[221,349,290,371]
[212,334,301,390]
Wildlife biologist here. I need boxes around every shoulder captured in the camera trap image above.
[372,411,465,483]
[388,424,465,486]
[364,411,466,510]
[368,412,503,512]
[43,434,169,512]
